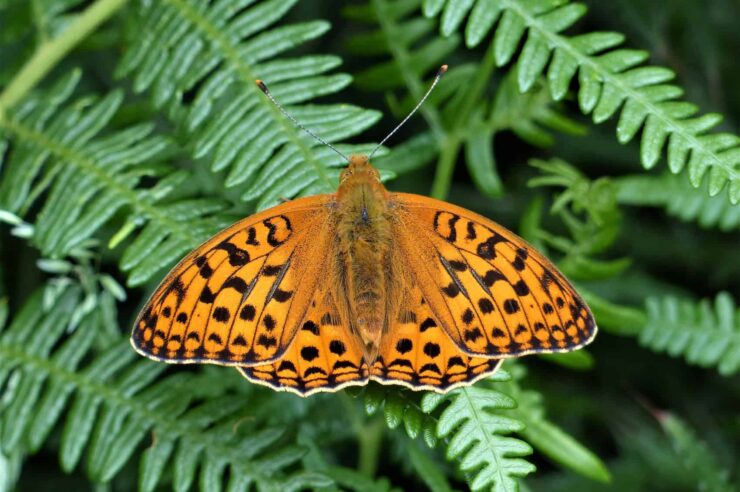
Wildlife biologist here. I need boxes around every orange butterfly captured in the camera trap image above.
[131,66,597,396]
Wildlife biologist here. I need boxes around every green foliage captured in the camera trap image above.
[0,284,332,491]
[1,0,739,490]
[422,0,740,203]
[117,0,382,206]
[615,173,740,231]
[658,413,735,492]
[641,292,740,376]
[421,371,535,492]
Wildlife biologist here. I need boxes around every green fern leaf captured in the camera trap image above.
[0,71,231,286]
[421,371,535,492]
[117,0,381,202]
[616,173,740,231]
[641,292,740,375]
[658,413,735,492]
[0,283,330,491]
[423,0,740,203]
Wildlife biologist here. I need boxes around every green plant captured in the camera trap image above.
[1,0,738,490]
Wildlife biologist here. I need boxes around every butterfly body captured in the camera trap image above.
[132,155,596,396]
[335,155,393,362]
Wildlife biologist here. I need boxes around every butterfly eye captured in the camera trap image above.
[340,168,352,181]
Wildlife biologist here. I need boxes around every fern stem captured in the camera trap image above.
[430,40,498,199]
[430,135,461,199]
[357,417,384,477]
[0,0,129,120]
[578,288,647,336]
[370,0,446,142]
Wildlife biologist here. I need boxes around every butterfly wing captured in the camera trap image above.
[391,193,597,358]
[238,288,368,396]
[370,282,502,392]
[131,195,337,366]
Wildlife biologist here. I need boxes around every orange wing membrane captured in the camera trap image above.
[131,195,334,366]
[239,289,368,396]
[392,193,597,359]
[370,283,502,392]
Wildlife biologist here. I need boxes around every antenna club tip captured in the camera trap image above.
[255,79,268,93]
[438,64,448,75]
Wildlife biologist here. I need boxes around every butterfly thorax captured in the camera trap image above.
[336,155,393,362]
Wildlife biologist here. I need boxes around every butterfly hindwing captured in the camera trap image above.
[239,290,368,395]
[131,195,335,366]
[370,283,502,392]
[393,193,597,358]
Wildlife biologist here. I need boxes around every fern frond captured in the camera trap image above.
[616,173,740,232]
[117,0,381,204]
[0,71,231,286]
[421,371,535,492]
[640,292,740,375]
[658,413,736,492]
[364,385,439,447]
[423,0,740,204]
[346,0,583,199]
[495,365,610,483]
[0,284,330,491]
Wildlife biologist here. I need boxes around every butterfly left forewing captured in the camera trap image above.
[131,195,336,366]
[392,192,597,359]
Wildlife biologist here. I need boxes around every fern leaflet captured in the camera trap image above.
[0,283,331,491]
[422,0,740,204]
[641,292,740,375]
[117,0,382,207]
[421,371,535,492]
[616,173,740,232]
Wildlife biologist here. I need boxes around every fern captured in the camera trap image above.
[422,0,740,204]
[0,72,231,286]
[640,292,740,376]
[421,371,535,492]
[616,173,740,232]
[117,0,381,206]
[0,283,332,491]
[345,0,583,199]
[657,413,736,492]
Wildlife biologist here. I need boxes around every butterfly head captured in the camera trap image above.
[340,154,380,183]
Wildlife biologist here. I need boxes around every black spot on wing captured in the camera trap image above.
[300,346,319,361]
[302,320,319,335]
[246,227,259,246]
[396,338,413,354]
[329,340,346,355]
[257,334,276,348]
[476,234,506,260]
[423,342,440,358]
[240,304,256,321]
[503,299,520,314]
[513,280,530,296]
[199,286,216,303]
[223,277,248,293]
[212,307,230,322]
[478,298,494,314]
[420,317,437,332]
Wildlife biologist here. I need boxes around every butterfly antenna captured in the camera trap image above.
[368,64,448,159]
[255,80,350,162]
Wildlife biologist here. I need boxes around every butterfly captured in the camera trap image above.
[131,66,597,396]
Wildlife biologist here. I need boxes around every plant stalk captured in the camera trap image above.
[430,35,498,199]
[0,0,129,121]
